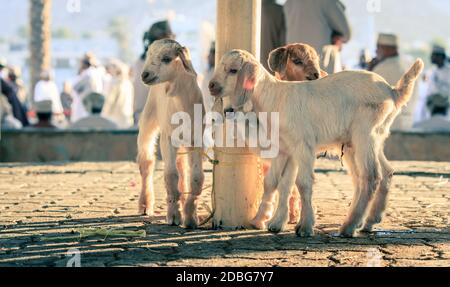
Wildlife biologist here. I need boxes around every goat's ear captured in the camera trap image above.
[268,47,287,74]
[233,61,257,109]
[178,47,197,76]
[320,70,328,78]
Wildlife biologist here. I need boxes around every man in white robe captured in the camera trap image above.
[414,93,450,132]
[371,33,420,131]
[71,53,104,123]
[424,45,450,121]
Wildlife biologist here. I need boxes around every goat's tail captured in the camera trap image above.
[393,59,424,108]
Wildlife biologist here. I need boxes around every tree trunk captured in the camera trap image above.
[29,0,52,101]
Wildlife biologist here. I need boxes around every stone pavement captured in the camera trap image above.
[0,160,449,267]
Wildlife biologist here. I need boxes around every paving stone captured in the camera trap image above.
[0,160,448,267]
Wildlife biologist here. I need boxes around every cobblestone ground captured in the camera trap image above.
[0,160,449,267]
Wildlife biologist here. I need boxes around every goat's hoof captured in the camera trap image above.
[339,226,356,238]
[138,207,146,216]
[289,218,299,225]
[168,216,182,226]
[138,206,153,216]
[268,226,282,234]
[167,213,182,226]
[249,218,267,230]
[295,225,314,237]
[360,223,375,233]
[184,216,199,229]
[267,221,286,234]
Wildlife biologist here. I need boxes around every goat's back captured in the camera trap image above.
[306,70,396,104]
[275,70,397,146]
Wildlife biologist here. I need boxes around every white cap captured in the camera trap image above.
[377,33,399,47]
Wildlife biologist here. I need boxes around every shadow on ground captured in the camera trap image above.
[1,215,449,267]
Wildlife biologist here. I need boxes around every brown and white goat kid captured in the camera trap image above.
[265,43,326,225]
[209,49,423,237]
[268,43,328,81]
[138,39,204,229]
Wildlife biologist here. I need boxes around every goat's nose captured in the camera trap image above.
[141,71,150,81]
[208,81,223,96]
[141,71,158,84]
[307,72,320,81]
[208,81,216,90]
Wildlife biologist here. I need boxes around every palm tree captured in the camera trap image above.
[29,0,52,100]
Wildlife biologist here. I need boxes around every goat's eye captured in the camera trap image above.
[229,69,238,74]
[162,57,172,64]
[292,58,303,65]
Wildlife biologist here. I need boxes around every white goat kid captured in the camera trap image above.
[138,39,205,229]
[209,49,423,237]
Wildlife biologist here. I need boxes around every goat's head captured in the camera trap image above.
[141,39,196,86]
[209,49,260,112]
[268,43,326,81]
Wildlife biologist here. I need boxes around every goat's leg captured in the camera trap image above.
[176,156,187,207]
[267,158,298,234]
[160,134,183,226]
[137,115,159,216]
[183,149,205,229]
[289,187,300,224]
[250,157,282,230]
[340,137,381,237]
[362,151,394,232]
[294,150,316,237]
[341,147,361,218]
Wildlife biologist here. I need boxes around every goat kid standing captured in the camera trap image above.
[138,39,205,229]
[264,43,326,225]
[209,49,423,237]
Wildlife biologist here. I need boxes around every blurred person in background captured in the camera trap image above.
[70,92,117,130]
[424,45,450,121]
[354,49,372,70]
[102,59,134,129]
[102,60,115,99]
[72,52,104,123]
[1,59,29,127]
[60,81,73,121]
[34,70,66,127]
[369,33,419,131]
[201,42,216,113]
[283,0,351,57]
[0,95,22,129]
[7,66,27,105]
[200,41,216,150]
[261,0,286,72]
[30,100,56,129]
[321,30,345,74]
[413,93,450,132]
[132,20,175,125]
[0,58,6,79]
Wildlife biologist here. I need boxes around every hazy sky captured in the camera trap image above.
[1,0,449,67]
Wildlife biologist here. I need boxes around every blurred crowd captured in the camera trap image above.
[0,54,135,130]
[260,0,450,132]
[1,0,449,133]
